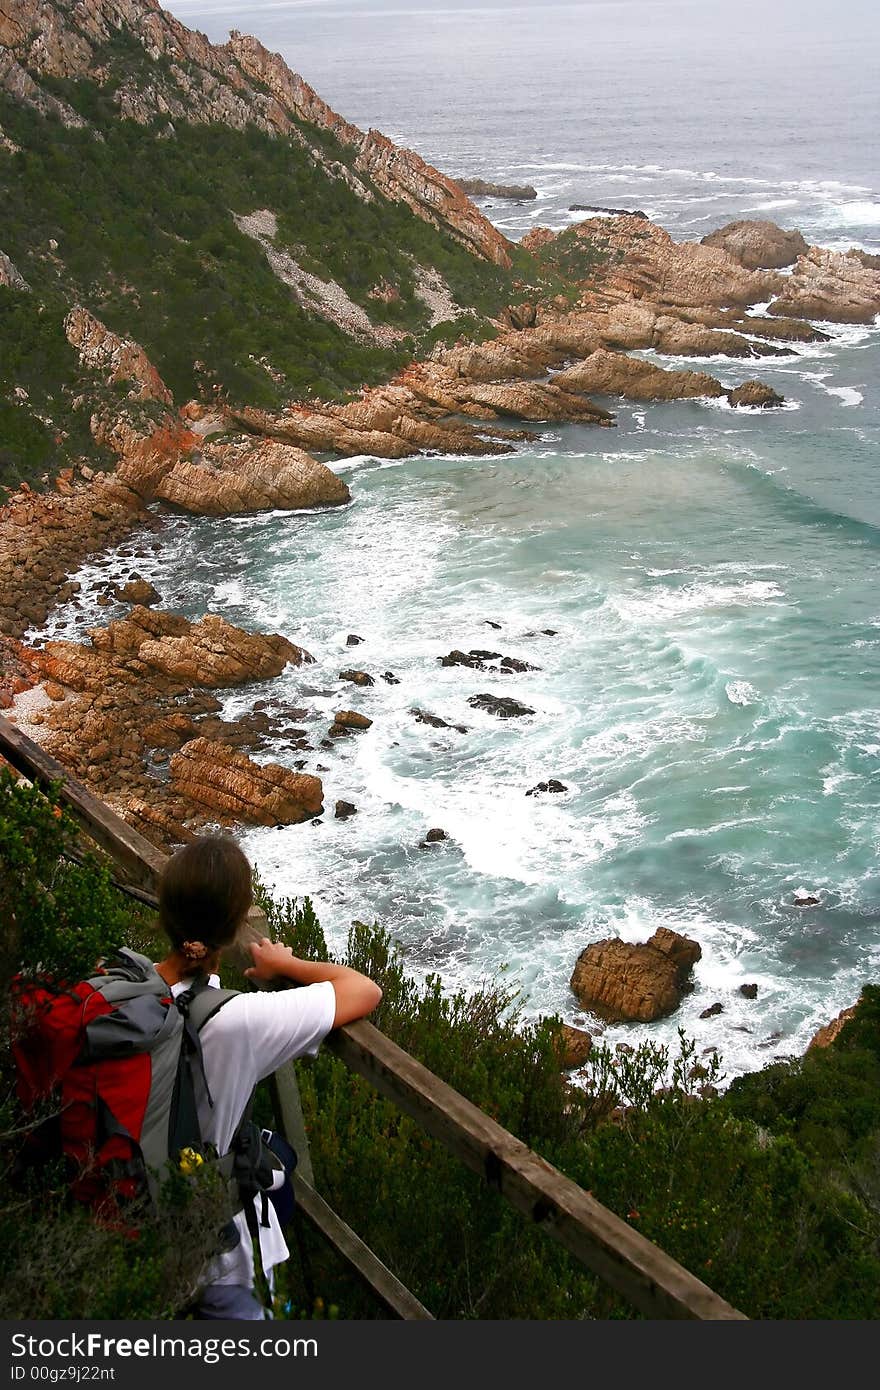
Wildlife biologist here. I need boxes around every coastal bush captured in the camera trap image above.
[3,777,880,1318]
[259,887,880,1319]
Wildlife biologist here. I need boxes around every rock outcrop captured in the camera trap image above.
[570,927,701,1022]
[169,737,323,825]
[455,178,538,200]
[34,606,311,691]
[554,350,726,401]
[768,247,880,324]
[64,307,173,405]
[152,438,351,516]
[728,380,785,409]
[0,474,145,640]
[555,1023,594,1069]
[0,248,29,290]
[701,220,809,270]
[807,1004,858,1051]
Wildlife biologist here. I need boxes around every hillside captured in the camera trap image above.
[0,0,536,485]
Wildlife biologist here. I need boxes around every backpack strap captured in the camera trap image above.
[186,987,240,1033]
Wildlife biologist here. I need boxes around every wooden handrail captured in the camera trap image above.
[0,713,746,1319]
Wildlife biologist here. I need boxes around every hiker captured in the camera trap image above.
[154,834,382,1320]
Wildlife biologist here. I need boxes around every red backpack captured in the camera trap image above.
[11,948,244,1220]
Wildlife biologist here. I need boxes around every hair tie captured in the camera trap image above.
[181,940,210,962]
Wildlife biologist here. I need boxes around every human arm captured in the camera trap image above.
[244,938,382,1028]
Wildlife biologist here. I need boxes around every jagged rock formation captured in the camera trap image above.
[10,602,318,840]
[555,1023,594,1069]
[807,1004,858,1051]
[148,437,351,516]
[554,350,726,401]
[529,213,880,334]
[33,605,311,690]
[768,246,880,324]
[570,927,702,1022]
[701,220,809,270]
[65,306,172,405]
[0,0,510,265]
[168,737,323,826]
[0,473,145,640]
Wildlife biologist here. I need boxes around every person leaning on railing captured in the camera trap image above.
[154,835,382,1320]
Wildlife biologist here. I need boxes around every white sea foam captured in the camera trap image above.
[726,680,759,707]
[610,580,785,623]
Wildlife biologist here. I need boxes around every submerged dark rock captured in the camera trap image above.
[526,779,568,796]
[468,693,535,718]
[569,204,648,219]
[457,178,538,200]
[411,707,469,733]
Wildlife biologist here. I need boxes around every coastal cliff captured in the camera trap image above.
[2,0,880,844]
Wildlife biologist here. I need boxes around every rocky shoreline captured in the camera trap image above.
[2,211,879,1045]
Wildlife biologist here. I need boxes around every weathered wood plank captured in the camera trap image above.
[292,1175,434,1320]
[327,1021,746,1320]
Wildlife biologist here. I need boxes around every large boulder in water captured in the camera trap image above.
[570,927,702,1022]
[728,380,784,409]
[701,220,808,270]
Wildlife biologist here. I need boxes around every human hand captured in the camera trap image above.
[244,937,301,982]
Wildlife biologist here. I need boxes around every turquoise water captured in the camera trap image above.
[47,1,880,1071]
[52,315,880,1072]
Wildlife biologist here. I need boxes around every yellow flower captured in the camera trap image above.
[178,1147,204,1176]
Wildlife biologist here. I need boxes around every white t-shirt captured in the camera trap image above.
[170,974,336,1288]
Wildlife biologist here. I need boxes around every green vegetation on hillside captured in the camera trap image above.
[3,771,878,1320]
[0,80,542,487]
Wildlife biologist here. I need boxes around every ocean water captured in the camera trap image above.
[48,2,880,1074]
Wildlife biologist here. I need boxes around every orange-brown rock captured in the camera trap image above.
[555,1023,594,1069]
[538,215,782,309]
[728,380,785,409]
[119,796,196,852]
[652,317,788,359]
[700,220,808,270]
[554,350,726,401]
[64,307,172,404]
[0,474,144,639]
[807,1004,858,1051]
[112,575,161,606]
[121,610,312,687]
[570,927,702,1023]
[333,710,372,730]
[169,738,323,825]
[155,437,351,515]
[768,246,880,324]
[30,607,311,693]
[520,227,556,253]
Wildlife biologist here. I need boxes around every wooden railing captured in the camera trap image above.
[0,714,746,1320]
